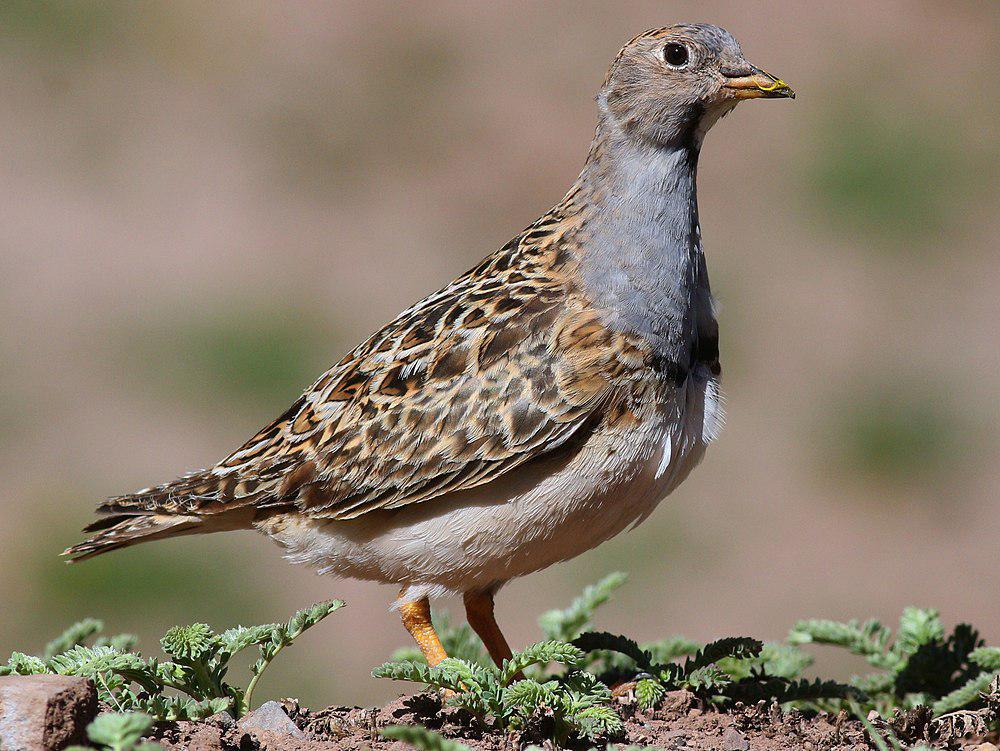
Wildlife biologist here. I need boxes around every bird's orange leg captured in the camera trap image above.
[399,595,448,667]
[464,589,520,676]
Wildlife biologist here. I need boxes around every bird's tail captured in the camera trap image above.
[63,470,259,562]
[63,513,203,561]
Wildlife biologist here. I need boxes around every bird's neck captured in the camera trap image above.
[572,116,705,355]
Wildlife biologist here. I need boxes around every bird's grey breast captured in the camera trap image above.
[577,143,717,380]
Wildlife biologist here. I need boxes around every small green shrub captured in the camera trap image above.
[574,632,852,710]
[790,608,1000,714]
[380,725,471,751]
[383,575,999,732]
[537,571,629,642]
[66,711,160,751]
[0,601,343,719]
[374,641,623,744]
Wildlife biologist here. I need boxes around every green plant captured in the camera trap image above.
[373,641,623,744]
[384,573,853,726]
[789,608,1000,714]
[0,601,343,719]
[44,618,138,657]
[66,712,160,751]
[537,572,629,642]
[573,632,852,710]
[384,574,998,734]
[380,725,472,751]
[379,574,637,744]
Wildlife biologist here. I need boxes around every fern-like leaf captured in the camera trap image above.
[891,608,943,662]
[94,634,139,653]
[45,619,104,659]
[48,645,150,678]
[159,624,217,661]
[537,572,627,641]
[685,665,732,691]
[851,671,895,696]
[501,641,583,684]
[372,660,438,684]
[725,676,856,705]
[217,625,280,657]
[285,599,344,639]
[789,619,891,666]
[435,658,489,692]
[561,669,612,704]
[502,679,559,709]
[372,660,467,693]
[574,704,624,741]
[5,652,50,675]
[931,671,997,714]
[970,647,1000,671]
[573,632,651,671]
[684,637,762,675]
[185,697,234,720]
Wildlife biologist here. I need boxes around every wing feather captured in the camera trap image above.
[92,207,649,523]
[213,213,625,520]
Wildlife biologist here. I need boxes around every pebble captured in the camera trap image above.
[207,710,235,728]
[237,700,305,738]
[722,727,750,751]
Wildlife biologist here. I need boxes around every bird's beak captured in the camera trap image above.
[722,64,795,100]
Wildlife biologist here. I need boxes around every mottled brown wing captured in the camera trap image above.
[264,313,609,519]
[90,207,642,523]
[210,220,633,520]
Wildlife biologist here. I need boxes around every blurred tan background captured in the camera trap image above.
[1,0,998,709]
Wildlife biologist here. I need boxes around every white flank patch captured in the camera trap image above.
[702,378,726,442]
[654,429,674,479]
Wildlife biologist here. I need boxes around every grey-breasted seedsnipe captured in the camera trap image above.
[67,25,793,667]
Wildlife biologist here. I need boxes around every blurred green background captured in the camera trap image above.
[1,1,997,709]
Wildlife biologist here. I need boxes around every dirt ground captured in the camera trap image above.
[150,691,998,751]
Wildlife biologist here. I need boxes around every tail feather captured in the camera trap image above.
[96,469,230,516]
[63,514,201,561]
[65,468,266,562]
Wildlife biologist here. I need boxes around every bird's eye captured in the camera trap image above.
[663,42,689,67]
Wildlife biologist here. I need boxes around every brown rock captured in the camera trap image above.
[0,675,98,751]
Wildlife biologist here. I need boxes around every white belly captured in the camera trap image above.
[261,372,722,602]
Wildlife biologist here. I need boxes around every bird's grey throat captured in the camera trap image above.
[576,114,713,376]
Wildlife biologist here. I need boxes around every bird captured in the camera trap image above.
[66,24,793,670]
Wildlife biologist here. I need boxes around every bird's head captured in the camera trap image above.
[600,24,794,150]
